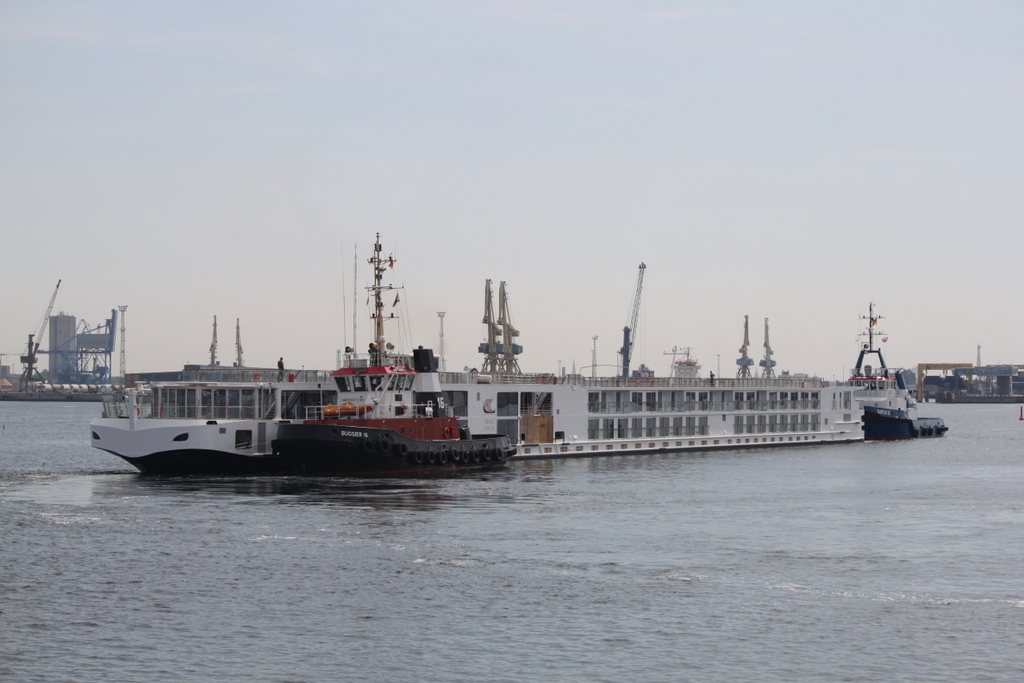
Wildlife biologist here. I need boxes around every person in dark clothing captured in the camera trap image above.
[277,357,285,381]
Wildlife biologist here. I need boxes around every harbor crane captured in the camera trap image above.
[619,263,646,378]
[760,317,776,379]
[479,279,523,374]
[736,315,753,378]
[19,279,61,391]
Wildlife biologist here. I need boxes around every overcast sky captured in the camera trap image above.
[2,0,1022,380]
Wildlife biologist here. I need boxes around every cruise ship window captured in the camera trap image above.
[497,392,518,416]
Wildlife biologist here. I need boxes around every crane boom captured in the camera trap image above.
[36,279,61,344]
[619,263,646,378]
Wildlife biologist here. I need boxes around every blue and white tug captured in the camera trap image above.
[850,304,947,440]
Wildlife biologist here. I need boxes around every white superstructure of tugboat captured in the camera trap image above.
[849,304,947,440]
[90,235,515,476]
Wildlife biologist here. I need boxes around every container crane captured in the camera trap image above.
[19,279,61,391]
[619,263,646,378]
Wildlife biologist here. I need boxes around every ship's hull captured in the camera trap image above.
[108,448,290,476]
[862,406,947,440]
[98,425,514,476]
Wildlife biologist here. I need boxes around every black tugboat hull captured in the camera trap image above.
[271,423,515,476]
[863,407,948,440]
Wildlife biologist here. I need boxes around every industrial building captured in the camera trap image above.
[917,362,1024,403]
[46,309,118,385]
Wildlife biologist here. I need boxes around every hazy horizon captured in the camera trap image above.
[3,1,1021,381]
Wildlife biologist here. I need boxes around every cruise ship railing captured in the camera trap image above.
[303,402,454,421]
[179,368,335,383]
[451,373,826,390]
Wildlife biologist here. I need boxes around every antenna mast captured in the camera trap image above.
[366,233,400,363]
[438,312,446,372]
[352,245,358,356]
[209,316,218,366]
[118,305,127,381]
[235,318,244,367]
[853,302,888,375]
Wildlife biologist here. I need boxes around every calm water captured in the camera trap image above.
[2,401,1023,682]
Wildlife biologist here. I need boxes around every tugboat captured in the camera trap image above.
[90,234,515,476]
[850,304,947,439]
[270,342,515,475]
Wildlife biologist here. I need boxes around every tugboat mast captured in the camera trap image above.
[854,302,888,375]
[367,233,400,362]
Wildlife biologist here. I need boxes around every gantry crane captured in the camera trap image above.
[19,279,61,391]
[619,263,646,378]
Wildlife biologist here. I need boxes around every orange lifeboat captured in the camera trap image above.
[323,402,374,417]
